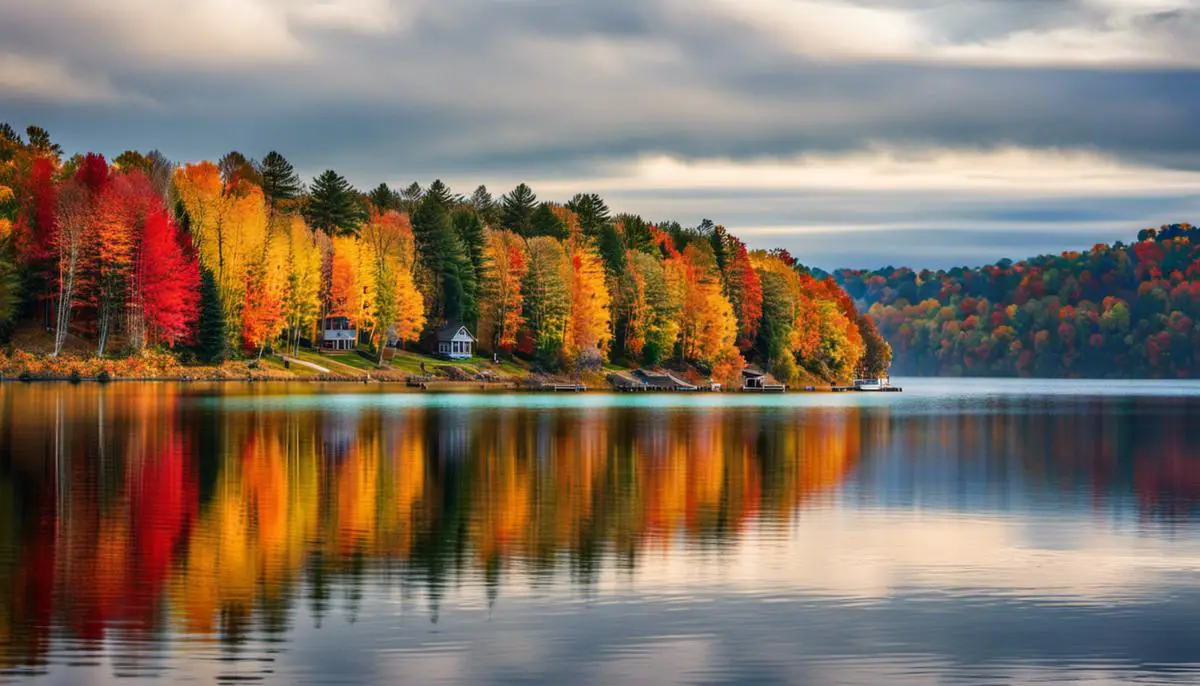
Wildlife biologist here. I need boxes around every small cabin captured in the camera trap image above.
[435,322,476,360]
[321,316,356,351]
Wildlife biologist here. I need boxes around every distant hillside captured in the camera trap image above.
[836,224,1200,378]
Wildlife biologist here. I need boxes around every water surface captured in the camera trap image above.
[2,379,1200,685]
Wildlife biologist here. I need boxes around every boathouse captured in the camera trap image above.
[743,368,786,392]
[633,369,698,391]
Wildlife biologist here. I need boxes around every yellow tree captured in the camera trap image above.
[282,217,321,355]
[175,164,269,346]
[479,229,527,353]
[565,235,612,358]
[362,210,425,363]
[392,263,426,346]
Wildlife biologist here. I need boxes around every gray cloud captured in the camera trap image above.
[2,0,1198,268]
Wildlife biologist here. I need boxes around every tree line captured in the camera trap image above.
[0,124,889,384]
[837,224,1200,378]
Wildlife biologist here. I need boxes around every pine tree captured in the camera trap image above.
[451,209,484,326]
[597,223,625,277]
[471,185,499,226]
[411,196,458,322]
[531,202,568,239]
[500,183,537,236]
[0,123,19,146]
[25,126,61,158]
[453,209,487,282]
[258,151,302,211]
[368,183,398,212]
[709,223,729,273]
[195,267,227,363]
[615,213,654,253]
[305,170,365,236]
[566,193,610,236]
[424,179,455,209]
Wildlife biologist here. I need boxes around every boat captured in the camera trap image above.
[851,376,901,392]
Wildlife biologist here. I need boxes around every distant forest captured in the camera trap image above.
[837,224,1200,378]
[0,124,889,385]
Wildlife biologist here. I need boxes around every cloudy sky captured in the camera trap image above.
[3,0,1200,269]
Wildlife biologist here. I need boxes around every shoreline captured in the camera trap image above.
[0,374,854,393]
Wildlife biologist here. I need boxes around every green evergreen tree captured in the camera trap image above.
[471,185,499,227]
[709,223,729,273]
[453,209,487,281]
[530,202,568,239]
[195,268,227,364]
[412,196,474,324]
[597,223,626,277]
[451,209,485,327]
[566,193,610,236]
[615,213,654,253]
[258,151,303,211]
[25,125,61,158]
[305,169,366,236]
[425,179,455,209]
[500,183,538,236]
[368,183,399,212]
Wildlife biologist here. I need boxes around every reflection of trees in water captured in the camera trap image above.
[855,397,1200,518]
[0,389,866,665]
[12,388,1200,667]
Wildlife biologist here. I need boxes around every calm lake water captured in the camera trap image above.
[3,379,1200,685]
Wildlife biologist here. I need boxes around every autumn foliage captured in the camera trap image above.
[837,223,1200,378]
[0,124,877,383]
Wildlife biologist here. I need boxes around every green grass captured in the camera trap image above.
[292,349,372,376]
[386,348,529,379]
[261,353,321,378]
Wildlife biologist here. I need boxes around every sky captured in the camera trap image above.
[3,0,1200,270]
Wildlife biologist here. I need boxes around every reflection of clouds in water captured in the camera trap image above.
[282,573,1200,685]
[585,635,715,686]
[611,511,1200,603]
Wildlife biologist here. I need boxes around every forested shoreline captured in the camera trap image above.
[839,224,1200,378]
[0,124,890,386]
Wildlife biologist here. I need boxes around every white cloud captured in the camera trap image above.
[704,0,1200,68]
[0,0,305,69]
[0,53,129,104]
[526,147,1200,197]
[292,0,418,35]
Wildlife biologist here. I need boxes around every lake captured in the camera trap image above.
[2,379,1200,685]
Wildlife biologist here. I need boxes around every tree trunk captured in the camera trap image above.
[52,249,78,358]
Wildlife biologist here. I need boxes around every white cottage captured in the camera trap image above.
[435,322,476,359]
[321,316,356,351]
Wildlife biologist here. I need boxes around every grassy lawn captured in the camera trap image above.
[283,346,534,381]
[292,349,372,376]
[387,348,529,379]
[321,351,380,371]
[261,353,321,378]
